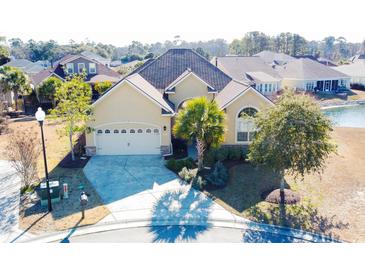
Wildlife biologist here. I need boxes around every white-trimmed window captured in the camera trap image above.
[146,129,152,134]
[137,129,143,133]
[114,129,119,133]
[237,107,258,143]
[306,82,315,91]
[66,63,74,74]
[153,129,159,134]
[121,129,127,134]
[130,129,136,134]
[105,129,110,134]
[97,129,102,134]
[89,63,96,74]
[78,63,86,73]
[264,84,268,93]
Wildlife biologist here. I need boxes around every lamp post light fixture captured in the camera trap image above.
[35,107,52,212]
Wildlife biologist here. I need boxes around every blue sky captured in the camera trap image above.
[1,0,364,45]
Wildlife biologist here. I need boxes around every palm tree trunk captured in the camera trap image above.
[196,137,205,172]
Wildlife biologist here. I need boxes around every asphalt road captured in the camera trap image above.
[58,225,315,243]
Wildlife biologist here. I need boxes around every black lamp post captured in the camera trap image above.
[35,107,52,212]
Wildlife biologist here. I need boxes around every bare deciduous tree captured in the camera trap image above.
[6,128,41,188]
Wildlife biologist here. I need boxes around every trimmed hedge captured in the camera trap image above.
[204,146,246,167]
[165,157,195,173]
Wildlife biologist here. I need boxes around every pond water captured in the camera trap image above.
[323,104,365,128]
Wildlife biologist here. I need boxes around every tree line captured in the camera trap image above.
[1,32,365,66]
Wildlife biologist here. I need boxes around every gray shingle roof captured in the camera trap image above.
[254,50,296,65]
[334,62,365,78]
[2,59,44,74]
[214,56,281,82]
[275,58,350,80]
[136,48,232,91]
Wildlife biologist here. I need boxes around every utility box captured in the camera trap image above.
[39,180,60,206]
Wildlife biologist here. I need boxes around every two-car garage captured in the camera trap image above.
[95,124,161,155]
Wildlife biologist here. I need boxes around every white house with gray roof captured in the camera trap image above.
[334,61,365,87]
[214,52,351,94]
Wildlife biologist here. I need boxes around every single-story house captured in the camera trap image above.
[1,59,45,75]
[254,50,296,65]
[334,62,365,87]
[212,56,281,95]
[275,58,351,93]
[85,48,274,156]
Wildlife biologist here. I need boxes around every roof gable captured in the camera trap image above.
[93,73,174,114]
[165,69,215,92]
[136,49,231,91]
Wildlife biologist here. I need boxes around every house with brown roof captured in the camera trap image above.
[31,54,121,99]
[85,48,273,156]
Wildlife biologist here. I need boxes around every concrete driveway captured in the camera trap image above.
[0,160,22,242]
[83,156,236,224]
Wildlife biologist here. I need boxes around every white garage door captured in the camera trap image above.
[95,126,161,155]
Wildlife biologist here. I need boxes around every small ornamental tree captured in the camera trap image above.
[6,128,40,188]
[173,97,225,171]
[94,81,112,95]
[0,66,31,110]
[50,75,93,161]
[36,76,63,106]
[248,91,336,202]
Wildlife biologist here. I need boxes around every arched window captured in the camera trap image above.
[114,129,119,133]
[105,129,111,134]
[153,128,159,134]
[146,128,152,134]
[130,129,135,134]
[237,107,258,142]
[137,129,143,133]
[97,129,103,134]
[121,129,127,134]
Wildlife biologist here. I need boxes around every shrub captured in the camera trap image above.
[215,147,229,162]
[264,189,301,204]
[204,148,217,167]
[228,146,242,160]
[0,101,8,135]
[178,167,197,183]
[192,176,207,190]
[206,161,228,187]
[166,157,195,173]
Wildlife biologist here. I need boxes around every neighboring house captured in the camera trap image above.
[0,59,45,108]
[275,58,350,93]
[294,55,337,67]
[349,54,365,63]
[212,56,281,95]
[215,52,350,93]
[1,59,44,75]
[254,50,296,65]
[110,60,122,67]
[81,51,111,67]
[334,62,365,87]
[85,48,273,156]
[35,60,52,69]
[31,54,121,99]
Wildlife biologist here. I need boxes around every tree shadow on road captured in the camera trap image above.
[149,188,213,243]
[247,201,349,241]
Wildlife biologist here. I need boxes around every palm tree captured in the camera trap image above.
[173,97,225,171]
[0,66,31,110]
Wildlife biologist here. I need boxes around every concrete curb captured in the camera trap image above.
[21,214,339,243]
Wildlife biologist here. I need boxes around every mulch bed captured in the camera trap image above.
[263,188,301,205]
[58,153,90,168]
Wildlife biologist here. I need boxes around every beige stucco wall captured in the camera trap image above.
[167,74,214,107]
[85,81,171,147]
[223,88,273,144]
